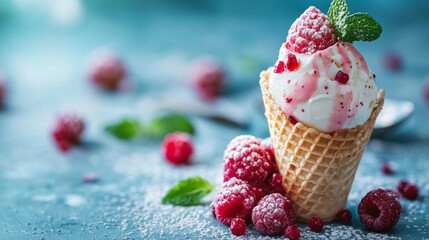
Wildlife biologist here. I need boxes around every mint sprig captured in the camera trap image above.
[162,177,216,206]
[328,0,382,43]
[105,118,142,140]
[147,114,195,138]
[105,114,195,140]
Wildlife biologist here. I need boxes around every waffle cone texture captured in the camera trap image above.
[260,69,384,222]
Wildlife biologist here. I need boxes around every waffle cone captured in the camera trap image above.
[260,69,384,222]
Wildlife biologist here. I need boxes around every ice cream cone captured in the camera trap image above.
[260,69,384,222]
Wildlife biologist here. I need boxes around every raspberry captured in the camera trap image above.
[161,132,193,165]
[273,61,285,74]
[358,189,402,232]
[288,116,298,125]
[286,53,299,71]
[252,193,295,236]
[308,216,324,232]
[0,78,5,109]
[383,52,402,71]
[402,184,419,200]
[397,180,419,200]
[88,50,126,91]
[385,189,401,200]
[285,225,300,239]
[190,58,225,101]
[423,77,429,103]
[260,137,275,163]
[381,161,393,175]
[230,218,246,236]
[82,174,98,183]
[397,180,409,193]
[263,173,285,195]
[336,209,352,225]
[52,114,85,152]
[286,6,337,54]
[212,177,258,226]
[335,71,349,84]
[210,201,217,218]
[223,135,275,187]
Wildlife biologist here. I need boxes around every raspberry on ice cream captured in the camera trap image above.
[52,114,85,152]
[161,132,193,165]
[189,58,225,102]
[358,189,402,232]
[211,177,258,226]
[223,135,275,187]
[286,6,337,54]
[251,193,295,236]
[88,50,126,91]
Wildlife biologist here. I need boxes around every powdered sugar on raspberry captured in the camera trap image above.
[286,6,337,54]
[223,135,275,187]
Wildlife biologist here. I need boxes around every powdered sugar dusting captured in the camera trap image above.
[286,6,337,54]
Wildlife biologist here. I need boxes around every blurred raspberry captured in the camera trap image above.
[423,77,429,103]
[383,52,402,71]
[286,6,337,54]
[88,50,126,91]
[52,114,85,152]
[0,77,5,109]
[336,209,352,225]
[161,132,193,165]
[189,58,225,101]
[381,160,393,175]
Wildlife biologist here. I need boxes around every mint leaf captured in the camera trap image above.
[343,13,382,43]
[328,0,349,39]
[105,118,142,140]
[147,114,195,138]
[162,177,215,206]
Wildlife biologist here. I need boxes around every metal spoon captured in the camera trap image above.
[154,95,414,136]
[372,98,414,138]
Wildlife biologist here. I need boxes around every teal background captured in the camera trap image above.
[0,1,428,239]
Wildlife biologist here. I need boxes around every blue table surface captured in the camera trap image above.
[0,1,428,239]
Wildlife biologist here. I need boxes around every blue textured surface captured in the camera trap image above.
[0,1,429,239]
